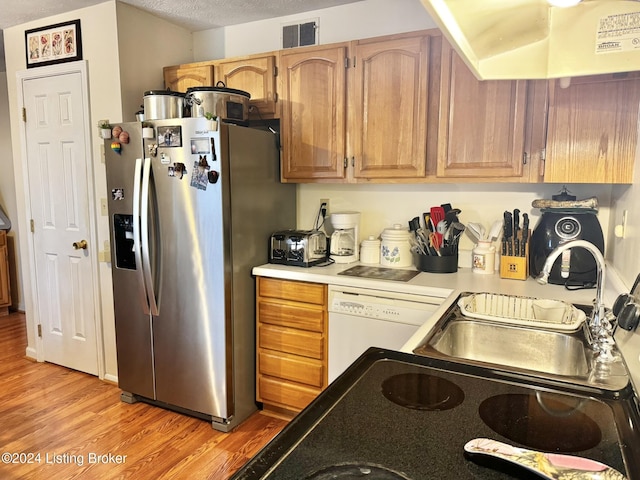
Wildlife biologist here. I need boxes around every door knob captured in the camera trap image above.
[72,240,88,250]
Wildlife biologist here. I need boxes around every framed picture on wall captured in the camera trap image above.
[25,19,83,68]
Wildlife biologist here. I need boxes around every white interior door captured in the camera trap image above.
[22,68,99,376]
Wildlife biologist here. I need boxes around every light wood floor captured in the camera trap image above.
[0,312,287,479]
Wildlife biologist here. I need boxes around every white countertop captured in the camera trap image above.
[253,262,605,305]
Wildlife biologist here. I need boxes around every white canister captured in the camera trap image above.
[360,236,381,265]
[472,241,496,274]
[380,224,412,268]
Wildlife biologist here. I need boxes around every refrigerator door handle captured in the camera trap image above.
[133,157,150,315]
[141,157,159,316]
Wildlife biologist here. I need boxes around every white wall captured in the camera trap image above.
[298,183,614,268]
[0,72,21,309]
[193,0,436,60]
[116,2,194,121]
[610,147,640,290]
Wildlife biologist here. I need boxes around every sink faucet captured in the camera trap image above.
[536,239,616,362]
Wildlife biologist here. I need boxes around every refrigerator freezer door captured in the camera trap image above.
[105,124,155,399]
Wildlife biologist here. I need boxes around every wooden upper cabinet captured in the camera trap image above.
[351,35,430,179]
[543,73,640,183]
[279,44,348,181]
[436,41,529,179]
[214,54,279,118]
[163,63,214,92]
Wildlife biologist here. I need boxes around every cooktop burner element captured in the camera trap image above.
[381,373,464,411]
[479,393,602,453]
[305,464,413,480]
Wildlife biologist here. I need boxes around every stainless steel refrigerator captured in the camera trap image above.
[105,118,295,431]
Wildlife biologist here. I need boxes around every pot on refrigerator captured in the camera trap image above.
[143,90,186,120]
[186,82,250,125]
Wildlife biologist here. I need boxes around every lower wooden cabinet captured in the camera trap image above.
[256,277,327,416]
[0,231,11,316]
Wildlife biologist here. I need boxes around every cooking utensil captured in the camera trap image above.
[466,222,485,242]
[408,216,421,232]
[464,438,627,480]
[429,232,442,255]
[430,206,445,232]
[488,219,503,242]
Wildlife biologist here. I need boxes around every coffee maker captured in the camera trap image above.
[329,212,360,264]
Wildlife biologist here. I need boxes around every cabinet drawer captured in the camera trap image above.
[259,324,324,359]
[259,350,324,388]
[258,299,324,332]
[258,375,320,411]
[259,277,325,305]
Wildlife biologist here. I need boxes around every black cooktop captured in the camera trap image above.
[232,349,639,480]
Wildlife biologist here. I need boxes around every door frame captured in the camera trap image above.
[16,61,105,378]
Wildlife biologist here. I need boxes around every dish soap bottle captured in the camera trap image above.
[472,241,496,274]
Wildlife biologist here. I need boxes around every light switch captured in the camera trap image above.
[100,198,108,216]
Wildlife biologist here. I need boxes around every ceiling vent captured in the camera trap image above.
[282,19,318,49]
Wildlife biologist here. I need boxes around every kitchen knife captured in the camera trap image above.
[521,213,529,257]
[513,209,520,256]
[504,211,513,255]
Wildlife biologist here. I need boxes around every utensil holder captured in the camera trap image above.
[414,253,458,273]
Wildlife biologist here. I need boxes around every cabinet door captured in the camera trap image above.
[351,35,430,179]
[437,41,529,179]
[280,45,348,181]
[163,64,214,91]
[544,74,640,183]
[215,55,278,118]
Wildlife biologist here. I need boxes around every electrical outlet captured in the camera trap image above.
[320,198,330,217]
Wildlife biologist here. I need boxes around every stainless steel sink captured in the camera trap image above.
[413,294,630,392]
[424,319,589,377]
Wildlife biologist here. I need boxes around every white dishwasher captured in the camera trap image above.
[328,285,443,383]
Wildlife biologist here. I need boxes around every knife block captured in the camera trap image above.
[499,230,530,280]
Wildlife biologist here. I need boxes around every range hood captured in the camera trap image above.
[420,0,640,79]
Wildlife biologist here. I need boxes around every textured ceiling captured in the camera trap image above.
[0,0,364,70]
[1,0,364,31]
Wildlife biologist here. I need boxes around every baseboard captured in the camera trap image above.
[25,346,37,360]
[103,373,118,385]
